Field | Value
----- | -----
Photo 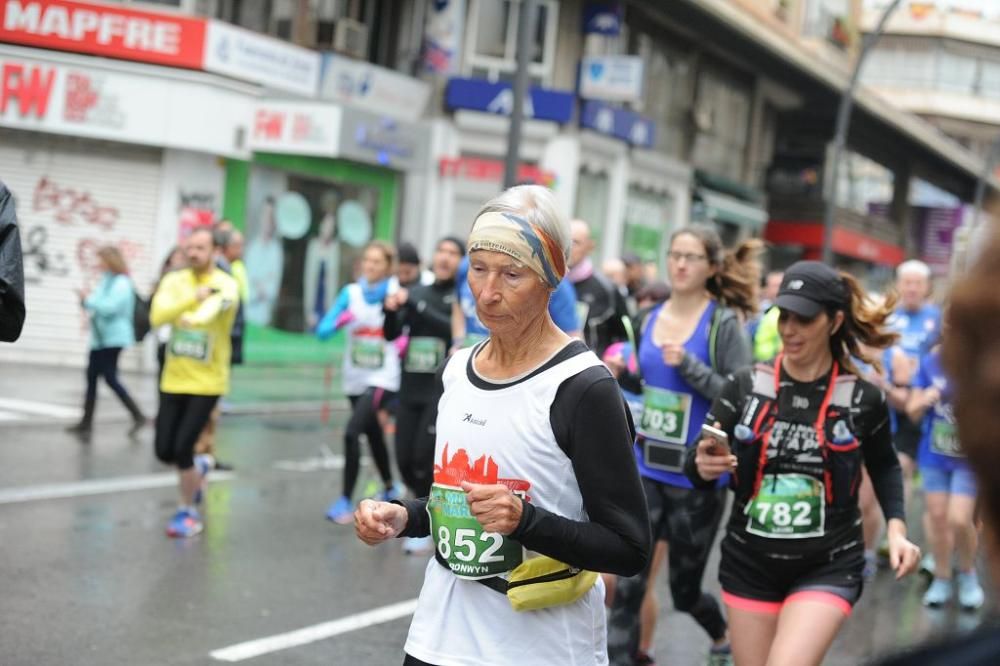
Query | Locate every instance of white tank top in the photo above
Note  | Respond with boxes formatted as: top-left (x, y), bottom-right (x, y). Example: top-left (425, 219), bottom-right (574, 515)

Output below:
top-left (405, 343), bottom-right (611, 666)
top-left (340, 283), bottom-right (401, 396)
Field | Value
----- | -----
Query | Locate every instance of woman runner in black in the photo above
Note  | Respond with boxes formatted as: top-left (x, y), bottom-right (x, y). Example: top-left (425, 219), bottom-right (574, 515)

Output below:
top-left (687, 261), bottom-right (921, 666)
top-left (383, 236), bottom-right (465, 553)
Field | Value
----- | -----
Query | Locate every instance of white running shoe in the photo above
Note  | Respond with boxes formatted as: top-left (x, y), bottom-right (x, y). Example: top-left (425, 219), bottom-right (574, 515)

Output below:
top-left (957, 570), bottom-right (985, 611)
top-left (923, 578), bottom-right (953, 608)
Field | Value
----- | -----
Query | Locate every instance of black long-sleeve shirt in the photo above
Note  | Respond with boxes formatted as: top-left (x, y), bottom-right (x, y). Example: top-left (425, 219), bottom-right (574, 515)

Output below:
top-left (383, 279), bottom-right (455, 401)
top-left (686, 366), bottom-right (905, 556)
top-left (397, 342), bottom-right (651, 577)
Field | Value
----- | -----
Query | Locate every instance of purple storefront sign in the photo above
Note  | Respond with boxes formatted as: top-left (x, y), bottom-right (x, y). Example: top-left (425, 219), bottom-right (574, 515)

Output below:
top-left (919, 206), bottom-right (964, 275)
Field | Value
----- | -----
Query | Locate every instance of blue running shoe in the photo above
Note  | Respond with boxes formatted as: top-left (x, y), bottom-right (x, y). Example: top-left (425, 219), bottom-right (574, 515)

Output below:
top-left (923, 578), bottom-right (953, 608)
top-left (192, 454), bottom-right (213, 506)
top-left (379, 483), bottom-right (403, 502)
top-left (166, 508), bottom-right (203, 538)
top-left (325, 496), bottom-right (354, 524)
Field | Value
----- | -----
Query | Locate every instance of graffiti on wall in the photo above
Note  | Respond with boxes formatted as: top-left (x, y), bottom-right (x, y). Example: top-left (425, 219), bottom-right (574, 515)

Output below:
top-left (21, 176), bottom-right (145, 290)
top-left (32, 177), bottom-right (120, 229)
top-left (22, 225), bottom-right (70, 284)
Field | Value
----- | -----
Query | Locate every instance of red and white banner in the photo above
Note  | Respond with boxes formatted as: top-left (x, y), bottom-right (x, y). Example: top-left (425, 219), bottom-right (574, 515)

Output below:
top-left (0, 53), bottom-right (250, 156)
top-left (0, 0), bottom-right (206, 69)
top-left (247, 101), bottom-right (340, 155)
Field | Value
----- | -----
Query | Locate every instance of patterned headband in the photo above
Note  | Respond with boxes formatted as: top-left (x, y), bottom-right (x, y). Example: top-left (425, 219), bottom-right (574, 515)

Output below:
top-left (467, 211), bottom-right (567, 288)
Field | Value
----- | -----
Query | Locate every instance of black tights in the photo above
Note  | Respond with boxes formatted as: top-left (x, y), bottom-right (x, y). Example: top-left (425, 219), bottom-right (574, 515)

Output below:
top-left (155, 393), bottom-right (218, 470)
top-left (394, 398), bottom-right (438, 498)
top-left (608, 480), bottom-right (727, 664)
top-left (342, 388), bottom-right (396, 499)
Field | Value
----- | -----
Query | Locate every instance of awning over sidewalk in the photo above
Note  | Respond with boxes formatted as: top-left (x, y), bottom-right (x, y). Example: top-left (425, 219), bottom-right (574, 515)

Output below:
top-left (765, 220), bottom-right (905, 266)
top-left (695, 188), bottom-right (769, 229)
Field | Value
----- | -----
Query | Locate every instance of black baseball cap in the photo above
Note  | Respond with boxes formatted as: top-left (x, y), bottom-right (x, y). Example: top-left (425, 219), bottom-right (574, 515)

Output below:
top-left (774, 261), bottom-right (848, 318)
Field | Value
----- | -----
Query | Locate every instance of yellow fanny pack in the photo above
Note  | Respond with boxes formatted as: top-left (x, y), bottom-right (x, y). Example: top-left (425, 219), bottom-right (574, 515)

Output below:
top-left (505, 556), bottom-right (599, 612)
top-left (436, 550), bottom-right (598, 612)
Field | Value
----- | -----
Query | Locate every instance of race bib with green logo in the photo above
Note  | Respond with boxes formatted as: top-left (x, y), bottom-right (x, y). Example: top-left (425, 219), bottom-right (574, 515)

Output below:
top-left (637, 386), bottom-right (692, 443)
top-left (405, 337), bottom-right (445, 374)
top-left (169, 329), bottom-right (210, 362)
top-left (350, 335), bottom-right (385, 370)
top-left (427, 483), bottom-right (523, 580)
top-left (745, 473), bottom-right (825, 539)
top-left (930, 419), bottom-right (962, 457)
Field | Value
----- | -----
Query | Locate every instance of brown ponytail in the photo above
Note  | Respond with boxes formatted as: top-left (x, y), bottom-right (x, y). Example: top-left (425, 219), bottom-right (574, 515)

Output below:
top-left (831, 272), bottom-right (899, 376)
top-left (670, 225), bottom-right (762, 319)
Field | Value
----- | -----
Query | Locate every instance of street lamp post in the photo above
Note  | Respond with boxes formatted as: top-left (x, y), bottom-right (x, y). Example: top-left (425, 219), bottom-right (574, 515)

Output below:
top-left (504, 0), bottom-right (537, 189)
top-left (822, 0), bottom-right (903, 264)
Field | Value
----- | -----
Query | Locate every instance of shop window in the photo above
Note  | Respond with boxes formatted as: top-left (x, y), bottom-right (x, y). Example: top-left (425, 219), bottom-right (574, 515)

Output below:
top-left (245, 166), bottom-right (383, 334)
top-left (691, 66), bottom-right (752, 183)
top-left (633, 31), bottom-right (695, 159)
top-left (979, 60), bottom-right (1000, 100)
top-left (937, 50), bottom-right (977, 95)
top-left (574, 170), bottom-right (610, 258)
top-left (623, 187), bottom-right (671, 270)
top-left (836, 152), bottom-right (893, 218)
top-left (465, 0), bottom-right (559, 85)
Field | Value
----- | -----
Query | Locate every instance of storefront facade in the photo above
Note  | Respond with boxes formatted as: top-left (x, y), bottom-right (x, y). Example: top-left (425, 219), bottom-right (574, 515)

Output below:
top-left (224, 100), bottom-right (429, 364)
top-left (0, 45), bottom-right (250, 368)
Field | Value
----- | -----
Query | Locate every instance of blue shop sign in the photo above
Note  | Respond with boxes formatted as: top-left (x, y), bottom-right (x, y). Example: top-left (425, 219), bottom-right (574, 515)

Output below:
top-left (580, 100), bottom-right (655, 148)
top-left (582, 2), bottom-right (623, 35)
top-left (445, 77), bottom-right (575, 124)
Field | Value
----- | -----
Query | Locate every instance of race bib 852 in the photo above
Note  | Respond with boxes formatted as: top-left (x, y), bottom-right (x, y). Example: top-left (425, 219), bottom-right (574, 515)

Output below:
top-left (427, 483), bottom-right (522, 579)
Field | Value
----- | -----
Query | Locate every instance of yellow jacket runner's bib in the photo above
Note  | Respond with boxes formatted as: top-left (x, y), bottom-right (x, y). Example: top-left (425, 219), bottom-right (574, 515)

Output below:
top-left (152, 267), bottom-right (239, 396)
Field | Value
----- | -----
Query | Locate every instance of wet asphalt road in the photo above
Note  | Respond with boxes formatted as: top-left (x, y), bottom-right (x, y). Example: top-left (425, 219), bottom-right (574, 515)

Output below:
top-left (0, 369), bottom-right (995, 666)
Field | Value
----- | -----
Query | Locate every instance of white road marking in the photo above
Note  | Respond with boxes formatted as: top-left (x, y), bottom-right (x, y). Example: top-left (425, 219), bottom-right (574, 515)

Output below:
top-left (209, 599), bottom-right (419, 662)
top-left (0, 471), bottom-right (236, 505)
top-left (0, 410), bottom-right (25, 422)
top-left (272, 454), bottom-right (345, 472)
top-left (272, 446), bottom-right (371, 473)
top-left (0, 397), bottom-right (81, 419)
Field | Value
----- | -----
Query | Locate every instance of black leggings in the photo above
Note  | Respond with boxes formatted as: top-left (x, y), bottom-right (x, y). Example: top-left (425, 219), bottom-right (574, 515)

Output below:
top-left (394, 398), bottom-right (438, 498)
top-left (155, 393), bottom-right (219, 470)
top-left (86, 347), bottom-right (136, 408)
top-left (343, 387), bottom-right (396, 499)
top-left (608, 479), bottom-right (727, 664)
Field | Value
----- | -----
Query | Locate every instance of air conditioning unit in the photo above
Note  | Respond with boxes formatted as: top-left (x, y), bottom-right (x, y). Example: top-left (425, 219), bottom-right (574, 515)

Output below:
top-left (334, 18), bottom-right (369, 59)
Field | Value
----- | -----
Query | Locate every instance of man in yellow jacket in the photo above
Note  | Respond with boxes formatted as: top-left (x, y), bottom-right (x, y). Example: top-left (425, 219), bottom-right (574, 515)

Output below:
top-left (151, 227), bottom-right (239, 538)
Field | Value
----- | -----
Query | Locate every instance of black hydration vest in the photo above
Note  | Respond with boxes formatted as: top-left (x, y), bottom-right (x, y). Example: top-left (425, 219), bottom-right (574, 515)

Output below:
top-left (730, 356), bottom-right (864, 512)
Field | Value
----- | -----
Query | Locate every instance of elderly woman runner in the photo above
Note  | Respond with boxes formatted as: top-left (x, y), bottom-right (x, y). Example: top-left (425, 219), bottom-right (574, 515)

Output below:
top-left (355, 185), bottom-right (651, 666)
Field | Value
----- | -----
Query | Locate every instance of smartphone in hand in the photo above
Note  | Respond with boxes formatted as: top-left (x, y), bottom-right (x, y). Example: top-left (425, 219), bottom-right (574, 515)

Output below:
top-left (701, 424), bottom-right (730, 456)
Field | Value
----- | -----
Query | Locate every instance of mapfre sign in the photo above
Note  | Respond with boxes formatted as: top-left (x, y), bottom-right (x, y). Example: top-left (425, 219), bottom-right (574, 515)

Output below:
top-left (0, 0), bottom-right (206, 68)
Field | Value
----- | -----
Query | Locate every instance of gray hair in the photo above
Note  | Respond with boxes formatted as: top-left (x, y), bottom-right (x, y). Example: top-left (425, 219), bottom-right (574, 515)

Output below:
top-left (473, 185), bottom-right (571, 266)
top-left (896, 259), bottom-right (931, 280)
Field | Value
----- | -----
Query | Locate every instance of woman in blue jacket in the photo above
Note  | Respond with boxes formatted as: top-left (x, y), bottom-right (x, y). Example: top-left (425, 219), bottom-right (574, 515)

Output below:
top-left (67, 246), bottom-right (146, 440)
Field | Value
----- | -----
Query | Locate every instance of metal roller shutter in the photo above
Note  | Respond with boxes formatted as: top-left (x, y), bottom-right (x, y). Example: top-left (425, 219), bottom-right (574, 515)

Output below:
top-left (0, 129), bottom-right (162, 370)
